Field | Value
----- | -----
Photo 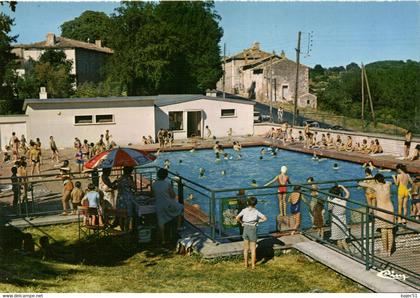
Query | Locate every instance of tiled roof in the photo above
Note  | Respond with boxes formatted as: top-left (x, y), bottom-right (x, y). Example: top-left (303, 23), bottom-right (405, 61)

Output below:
top-left (13, 36), bottom-right (113, 54)
top-left (225, 47), bottom-right (271, 62)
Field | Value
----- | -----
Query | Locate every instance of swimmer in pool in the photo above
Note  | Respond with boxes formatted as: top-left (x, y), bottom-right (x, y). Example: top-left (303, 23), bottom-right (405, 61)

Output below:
top-left (312, 153), bottom-right (319, 161)
top-left (164, 159), bottom-right (171, 169)
top-left (190, 147), bottom-right (196, 153)
top-left (251, 179), bottom-right (258, 187)
top-left (333, 163), bottom-right (340, 170)
top-left (259, 156), bottom-right (263, 160)
top-left (260, 148), bottom-right (266, 156)
top-left (179, 159), bottom-right (183, 164)
top-left (215, 152), bottom-right (221, 162)
top-left (362, 160), bottom-right (376, 172)
top-left (271, 151), bottom-right (277, 157)
top-left (199, 168), bottom-right (205, 177)
top-left (186, 193), bottom-right (194, 201)
top-left (223, 153), bottom-right (229, 160)
top-left (221, 170), bottom-right (226, 176)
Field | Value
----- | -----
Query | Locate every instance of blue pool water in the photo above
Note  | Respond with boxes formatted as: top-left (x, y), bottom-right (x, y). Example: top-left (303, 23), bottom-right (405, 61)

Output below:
top-left (151, 146), bottom-right (396, 235)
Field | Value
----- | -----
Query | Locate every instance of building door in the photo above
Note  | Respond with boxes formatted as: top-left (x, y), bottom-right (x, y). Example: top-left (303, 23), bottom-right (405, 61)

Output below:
top-left (187, 111), bottom-right (202, 138)
top-left (282, 85), bottom-right (289, 99)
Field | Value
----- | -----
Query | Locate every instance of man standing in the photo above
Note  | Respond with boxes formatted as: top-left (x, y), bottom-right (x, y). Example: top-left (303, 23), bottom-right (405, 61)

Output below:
top-left (9, 132), bottom-right (20, 162)
top-left (278, 107), bottom-right (284, 123)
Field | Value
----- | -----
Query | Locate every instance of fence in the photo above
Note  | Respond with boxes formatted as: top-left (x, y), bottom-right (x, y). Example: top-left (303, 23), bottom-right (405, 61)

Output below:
top-left (1, 167), bottom-right (419, 289)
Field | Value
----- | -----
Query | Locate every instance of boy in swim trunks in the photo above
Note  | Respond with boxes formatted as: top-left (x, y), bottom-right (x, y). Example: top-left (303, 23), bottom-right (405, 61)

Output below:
top-left (393, 164), bottom-right (413, 224)
top-left (235, 196), bottom-right (267, 269)
top-left (289, 186), bottom-right (302, 235)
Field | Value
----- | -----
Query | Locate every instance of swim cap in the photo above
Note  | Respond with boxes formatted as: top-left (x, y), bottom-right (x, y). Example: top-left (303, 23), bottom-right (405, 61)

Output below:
top-left (281, 166), bottom-right (287, 174)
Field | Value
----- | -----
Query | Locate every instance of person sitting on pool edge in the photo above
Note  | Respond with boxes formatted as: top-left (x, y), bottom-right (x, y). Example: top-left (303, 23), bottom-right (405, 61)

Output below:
top-left (235, 196), bottom-right (267, 269)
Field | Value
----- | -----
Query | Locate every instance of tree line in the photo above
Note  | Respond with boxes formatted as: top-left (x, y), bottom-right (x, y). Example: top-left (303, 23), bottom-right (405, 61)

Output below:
top-left (310, 60), bottom-right (420, 132)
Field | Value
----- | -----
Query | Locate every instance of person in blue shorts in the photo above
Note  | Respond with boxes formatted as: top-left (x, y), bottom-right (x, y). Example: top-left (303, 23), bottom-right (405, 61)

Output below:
top-left (289, 186), bottom-right (302, 235)
top-left (235, 196), bottom-right (267, 269)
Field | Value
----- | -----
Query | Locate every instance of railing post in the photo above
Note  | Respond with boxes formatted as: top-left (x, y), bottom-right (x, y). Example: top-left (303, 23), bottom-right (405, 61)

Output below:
top-left (365, 206), bottom-right (370, 270)
top-left (177, 177), bottom-right (184, 205)
top-left (211, 191), bottom-right (216, 240)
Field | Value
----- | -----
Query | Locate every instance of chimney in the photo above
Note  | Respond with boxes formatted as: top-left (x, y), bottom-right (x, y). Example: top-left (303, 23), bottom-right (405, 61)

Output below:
top-left (39, 87), bottom-right (47, 99)
top-left (46, 33), bottom-right (56, 46)
top-left (252, 42), bottom-right (260, 50)
top-left (206, 89), bottom-right (217, 97)
top-left (95, 40), bottom-right (102, 47)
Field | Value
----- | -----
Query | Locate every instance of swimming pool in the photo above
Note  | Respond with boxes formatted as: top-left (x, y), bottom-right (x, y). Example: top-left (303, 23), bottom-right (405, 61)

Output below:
top-left (152, 146), bottom-right (396, 235)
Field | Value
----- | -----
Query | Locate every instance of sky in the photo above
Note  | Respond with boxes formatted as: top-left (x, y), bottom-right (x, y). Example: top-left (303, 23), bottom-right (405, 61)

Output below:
top-left (2, 1), bottom-right (419, 67)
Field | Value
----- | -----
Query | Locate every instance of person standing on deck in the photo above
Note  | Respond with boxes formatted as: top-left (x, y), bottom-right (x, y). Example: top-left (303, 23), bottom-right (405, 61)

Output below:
top-left (9, 132), bottom-right (20, 162)
top-left (392, 164), bottom-right (413, 224)
top-left (205, 125), bottom-right (212, 139)
top-left (404, 130), bottom-right (412, 159)
top-left (359, 174), bottom-right (395, 256)
top-left (49, 136), bottom-right (59, 163)
top-left (278, 107), bottom-right (284, 123)
top-left (264, 165), bottom-right (290, 217)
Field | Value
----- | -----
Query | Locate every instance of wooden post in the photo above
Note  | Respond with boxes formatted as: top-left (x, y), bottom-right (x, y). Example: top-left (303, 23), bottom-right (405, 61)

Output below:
top-left (361, 63), bottom-right (365, 122)
top-left (293, 31), bottom-right (302, 127)
top-left (363, 66), bottom-right (376, 126)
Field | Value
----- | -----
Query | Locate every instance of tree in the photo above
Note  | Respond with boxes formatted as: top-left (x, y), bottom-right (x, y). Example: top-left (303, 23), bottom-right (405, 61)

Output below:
top-left (16, 50), bottom-right (75, 99)
top-left (106, 1), bottom-right (223, 95)
top-left (0, 2), bottom-right (17, 101)
top-left (61, 11), bottom-right (112, 46)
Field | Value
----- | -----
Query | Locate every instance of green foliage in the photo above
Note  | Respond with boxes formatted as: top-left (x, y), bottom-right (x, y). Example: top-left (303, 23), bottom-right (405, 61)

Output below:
top-left (106, 1), bottom-right (223, 95)
top-left (0, 5), bottom-right (17, 101)
top-left (73, 80), bottom-right (126, 98)
top-left (16, 50), bottom-right (75, 99)
top-left (60, 10), bottom-right (112, 46)
top-left (310, 60), bottom-right (420, 132)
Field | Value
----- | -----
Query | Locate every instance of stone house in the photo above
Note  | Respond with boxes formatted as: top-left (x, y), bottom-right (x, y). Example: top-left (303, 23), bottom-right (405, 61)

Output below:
top-left (12, 33), bottom-right (113, 85)
top-left (217, 42), bottom-right (317, 109)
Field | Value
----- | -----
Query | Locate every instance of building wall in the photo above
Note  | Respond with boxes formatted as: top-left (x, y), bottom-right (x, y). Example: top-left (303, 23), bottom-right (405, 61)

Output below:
top-left (157, 99), bottom-right (254, 139)
top-left (75, 48), bottom-right (109, 84)
top-left (19, 48), bottom-right (77, 75)
top-left (0, 116), bottom-right (28, 149)
top-left (25, 101), bottom-right (155, 148)
top-left (217, 59), bottom-right (247, 95)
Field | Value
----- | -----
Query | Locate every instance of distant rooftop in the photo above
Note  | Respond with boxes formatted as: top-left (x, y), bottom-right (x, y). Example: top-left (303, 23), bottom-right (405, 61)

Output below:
top-left (13, 33), bottom-right (113, 54)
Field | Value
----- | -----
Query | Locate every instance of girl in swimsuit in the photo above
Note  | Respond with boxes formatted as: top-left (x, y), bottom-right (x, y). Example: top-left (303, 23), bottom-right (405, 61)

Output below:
top-left (265, 165), bottom-right (290, 217)
top-left (289, 186), bottom-right (302, 235)
top-left (393, 164), bottom-right (413, 224)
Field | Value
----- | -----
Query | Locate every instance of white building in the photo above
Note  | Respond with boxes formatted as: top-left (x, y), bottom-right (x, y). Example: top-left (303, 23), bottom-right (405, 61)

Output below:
top-left (0, 95), bottom-right (255, 149)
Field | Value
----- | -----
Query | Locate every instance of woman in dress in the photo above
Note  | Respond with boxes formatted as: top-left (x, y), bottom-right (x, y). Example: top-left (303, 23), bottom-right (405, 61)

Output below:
top-left (152, 168), bottom-right (183, 245)
top-left (328, 185), bottom-right (350, 251)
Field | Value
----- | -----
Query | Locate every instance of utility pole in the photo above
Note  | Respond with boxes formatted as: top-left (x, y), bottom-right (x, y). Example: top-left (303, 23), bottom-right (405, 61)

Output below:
top-left (269, 55), bottom-right (273, 122)
top-left (363, 66), bottom-right (376, 126)
top-left (361, 62), bottom-right (365, 121)
top-left (223, 43), bottom-right (226, 99)
top-left (292, 31), bottom-right (302, 127)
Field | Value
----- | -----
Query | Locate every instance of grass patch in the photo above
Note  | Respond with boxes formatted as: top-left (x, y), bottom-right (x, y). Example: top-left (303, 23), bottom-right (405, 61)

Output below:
top-left (0, 223), bottom-right (369, 293)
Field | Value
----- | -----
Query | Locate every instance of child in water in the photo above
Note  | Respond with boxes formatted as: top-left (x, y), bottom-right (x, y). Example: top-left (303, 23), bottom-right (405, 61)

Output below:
top-left (333, 163), bottom-right (340, 170)
top-left (251, 180), bottom-right (258, 187)
top-left (199, 168), bottom-right (205, 178)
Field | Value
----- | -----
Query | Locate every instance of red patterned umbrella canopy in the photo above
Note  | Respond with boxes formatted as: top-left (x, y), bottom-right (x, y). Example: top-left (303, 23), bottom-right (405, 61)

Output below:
top-left (84, 147), bottom-right (156, 169)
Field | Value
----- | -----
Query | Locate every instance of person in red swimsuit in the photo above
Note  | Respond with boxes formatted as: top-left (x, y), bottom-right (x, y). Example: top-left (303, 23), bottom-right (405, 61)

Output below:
top-left (265, 165), bottom-right (290, 217)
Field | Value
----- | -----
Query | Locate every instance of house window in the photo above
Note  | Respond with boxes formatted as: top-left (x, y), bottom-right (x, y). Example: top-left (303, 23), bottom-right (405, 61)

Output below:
top-left (307, 100), bottom-right (310, 105)
top-left (253, 69), bottom-right (263, 74)
top-left (75, 115), bottom-right (93, 124)
top-left (169, 111), bottom-right (183, 130)
top-left (221, 109), bottom-right (236, 117)
top-left (96, 114), bottom-right (114, 123)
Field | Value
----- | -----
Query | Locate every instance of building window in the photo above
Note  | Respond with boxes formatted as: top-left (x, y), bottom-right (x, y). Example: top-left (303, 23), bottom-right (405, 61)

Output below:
top-left (253, 69), bottom-right (263, 74)
top-left (221, 109), bottom-right (236, 117)
top-left (75, 115), bottom-right (93, 124)
top-left (307, 100), bottom-right (310, 105)
top-left (96, 114), bottom-right (114, 123)
top-left (169, 111), bottom-right (183, 130)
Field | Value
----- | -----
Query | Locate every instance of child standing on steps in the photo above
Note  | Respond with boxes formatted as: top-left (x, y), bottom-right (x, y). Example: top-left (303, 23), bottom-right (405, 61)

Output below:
top-left (235, 196), bottom-right (267, 269)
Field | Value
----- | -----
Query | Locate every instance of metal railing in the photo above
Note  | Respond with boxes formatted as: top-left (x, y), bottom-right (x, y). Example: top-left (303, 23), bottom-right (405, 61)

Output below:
top-left (1, 167), bottom-right (419, 288)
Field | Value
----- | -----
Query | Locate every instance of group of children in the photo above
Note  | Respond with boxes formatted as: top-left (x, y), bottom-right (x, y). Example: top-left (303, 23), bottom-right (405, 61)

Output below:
top-left (156, 129), bottom-right (174, 149)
